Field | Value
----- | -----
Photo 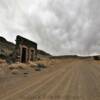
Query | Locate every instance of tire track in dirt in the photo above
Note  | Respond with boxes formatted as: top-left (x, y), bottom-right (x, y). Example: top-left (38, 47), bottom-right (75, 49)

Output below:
top-left (1, 61), bottom-right (74, 100)
top-left (75, 61), bottom-right (89, 100)
top-left (42, 62), bottom-right (76, 100)
top-left (82, 64), bottom-right (98, 100)
top-left (61, 62), bottom-right (80, 100)
top-left (1, 59), bottom-right (100, 100)
top-left (17, 61), bottom-right (75, 100)
top-left (84, 61), bottom-right (100, 100)
top-left (31, 64), bottom-right (73, 100)
top-left (76, 60), bottom-right (100, 100)
top-left (33, 62), bottom-right (79, 100)
top-left (0, 59), bottom-right (73, 96)
top-left (0, 63), bottom-right (65, 100)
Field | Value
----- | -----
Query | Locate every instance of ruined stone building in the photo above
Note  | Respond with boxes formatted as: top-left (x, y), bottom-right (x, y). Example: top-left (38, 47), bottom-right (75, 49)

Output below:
top-left (0, 35), bottom-right (51, 63)
top-left (15, 35), bottom-right (37, 63)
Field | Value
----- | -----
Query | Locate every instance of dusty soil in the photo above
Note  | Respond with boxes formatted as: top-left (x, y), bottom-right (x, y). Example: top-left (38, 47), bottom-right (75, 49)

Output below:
top-left (0, 58), bottom-right (100, 100)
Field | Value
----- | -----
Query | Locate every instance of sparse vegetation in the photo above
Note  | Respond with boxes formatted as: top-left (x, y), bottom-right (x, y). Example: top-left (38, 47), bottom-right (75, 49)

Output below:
top-left (11, 69), bottom-right (19, 75)
top-left (8, 63), bottom-right (27, 70)
top-left (0, 54), bottom-right (6, 59)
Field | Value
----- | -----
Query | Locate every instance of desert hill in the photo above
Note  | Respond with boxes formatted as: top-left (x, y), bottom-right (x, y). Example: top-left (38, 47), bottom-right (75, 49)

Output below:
top-left (0, 37), bottom-right (15, 59)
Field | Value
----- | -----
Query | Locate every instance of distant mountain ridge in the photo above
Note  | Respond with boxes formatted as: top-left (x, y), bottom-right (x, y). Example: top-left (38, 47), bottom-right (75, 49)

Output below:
top-left (37, 49), bottom-right (51, 56)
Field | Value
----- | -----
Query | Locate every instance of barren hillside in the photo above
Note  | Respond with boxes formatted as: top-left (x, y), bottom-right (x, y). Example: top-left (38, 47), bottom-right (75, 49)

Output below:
top-left (0, 37), bottom-right (15, 57)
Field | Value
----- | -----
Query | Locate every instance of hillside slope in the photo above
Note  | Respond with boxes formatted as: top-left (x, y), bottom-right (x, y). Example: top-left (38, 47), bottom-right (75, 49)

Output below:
top-left (0, 37), bottom-right (15, 58)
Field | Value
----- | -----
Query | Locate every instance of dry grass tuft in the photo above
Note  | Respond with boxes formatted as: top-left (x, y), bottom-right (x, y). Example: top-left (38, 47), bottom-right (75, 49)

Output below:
top-left (29, 62), bottom-right (38, 68)
top-left (9, 63), bottom-right (28, 70)
top-left (11, 69), bottom-right (19, 75)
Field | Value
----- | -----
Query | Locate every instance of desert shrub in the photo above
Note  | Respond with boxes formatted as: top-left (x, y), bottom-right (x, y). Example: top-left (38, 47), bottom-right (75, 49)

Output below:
top-left (24, 72), bottom-right (28, 75)
top-left (18, 65), bottom-right (25, 70)
top-left (9, 66), bottom-right (15, 70)
top-left (9, 63), bottom-right (27, 70)
top-left (11, 69), bottom-right (19, 75)
top-left (37, 63), bottom-right (46, 68)
top-left (93, 56), bottom-right (100, 60)
top-left (34, 63), bottom-right (47, 71)
top-left (30, 63), bottom-right (38, 68)
top-left (0, 54), bottom-right (6, 59)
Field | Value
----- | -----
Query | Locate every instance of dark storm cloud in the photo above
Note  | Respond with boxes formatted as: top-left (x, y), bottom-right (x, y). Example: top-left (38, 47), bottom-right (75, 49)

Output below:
top-left (0, 0), bottom-right (100, 55)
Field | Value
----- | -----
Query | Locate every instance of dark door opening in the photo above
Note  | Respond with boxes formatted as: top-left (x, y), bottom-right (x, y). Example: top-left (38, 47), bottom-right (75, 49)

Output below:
top-left (30, 50), bottom-right (34, 61)
top-left (21, 47), bottom-right (27, 63)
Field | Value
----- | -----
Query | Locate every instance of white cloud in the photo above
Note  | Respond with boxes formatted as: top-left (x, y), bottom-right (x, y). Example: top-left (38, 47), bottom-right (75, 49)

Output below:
top-left (0, 0), bottom-right (100, 55)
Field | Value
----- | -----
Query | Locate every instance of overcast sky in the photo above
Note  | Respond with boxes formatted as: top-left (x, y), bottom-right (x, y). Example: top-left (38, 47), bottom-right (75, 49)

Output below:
top-left (0, 0), bottom-right (100, 56)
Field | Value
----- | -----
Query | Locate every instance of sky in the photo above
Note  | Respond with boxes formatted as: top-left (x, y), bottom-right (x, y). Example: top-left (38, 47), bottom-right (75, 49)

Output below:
top-left (0, 0), bottom-right (100, 56)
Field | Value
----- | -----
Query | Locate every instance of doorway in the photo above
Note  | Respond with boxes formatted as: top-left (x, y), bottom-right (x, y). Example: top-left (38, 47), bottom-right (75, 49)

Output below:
top-left (30, 49), bottom-right (34, 61)
top-left (21, 47), bottom-right (27, 63)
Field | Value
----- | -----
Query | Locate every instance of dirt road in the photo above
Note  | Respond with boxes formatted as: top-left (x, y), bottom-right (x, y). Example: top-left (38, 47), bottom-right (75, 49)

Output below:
top-left (0, 59), bottom-right (100, 100)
